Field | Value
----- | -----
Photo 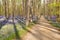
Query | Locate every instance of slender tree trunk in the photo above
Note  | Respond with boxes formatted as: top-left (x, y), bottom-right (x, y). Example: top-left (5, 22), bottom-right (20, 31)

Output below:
top-left (25, 0), bottom-right (31, 26)
top-left (2, 0), bottom-right (7, 19)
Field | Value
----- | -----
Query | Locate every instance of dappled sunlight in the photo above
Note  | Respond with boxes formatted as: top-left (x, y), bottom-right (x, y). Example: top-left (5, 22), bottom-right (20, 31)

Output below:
top-left (0, 0), bottom-right (60, 40)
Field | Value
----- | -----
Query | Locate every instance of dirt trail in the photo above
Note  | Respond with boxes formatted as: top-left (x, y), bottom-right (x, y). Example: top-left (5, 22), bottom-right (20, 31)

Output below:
top-left (22, 16), bottom-right (60, 40)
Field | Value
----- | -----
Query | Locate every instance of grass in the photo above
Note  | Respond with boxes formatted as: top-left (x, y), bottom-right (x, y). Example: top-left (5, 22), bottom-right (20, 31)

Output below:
top-left (4, 28), bottom-right (27, 40)
top-left (0, 22), bottom-right (35, 40)
top-left (0, 24), bottom-right (14, 40)
top-left (45, 17), bottom-right (60, 28)
top-left (49, 21), bottom-right (60, 28)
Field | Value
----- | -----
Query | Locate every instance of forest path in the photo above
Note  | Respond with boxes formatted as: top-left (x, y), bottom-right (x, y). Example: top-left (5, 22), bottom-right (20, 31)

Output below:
top-left (22, 16), bottom-right (60, 40)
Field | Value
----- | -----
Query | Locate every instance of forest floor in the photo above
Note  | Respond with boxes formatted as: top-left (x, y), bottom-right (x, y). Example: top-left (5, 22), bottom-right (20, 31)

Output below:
top-left (22, 16), bottom-right (60, 40)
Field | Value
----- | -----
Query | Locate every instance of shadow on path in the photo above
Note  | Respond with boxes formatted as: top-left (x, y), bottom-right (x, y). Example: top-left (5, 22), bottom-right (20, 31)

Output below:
top-left (34, 27), bottom-right (59, 40)
top-left (13, 23), bottom-right (21, 40)
top-left (38, 23), bottom-right (60, 34)
top-left (18, 21), bottom-right (43, 40)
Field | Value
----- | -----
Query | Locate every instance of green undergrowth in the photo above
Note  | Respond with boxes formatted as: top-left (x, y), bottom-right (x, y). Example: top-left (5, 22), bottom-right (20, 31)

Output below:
top-left (49, 21), bottom-right (60, 28)
top-left (0, 22), bottom-right (35, 40)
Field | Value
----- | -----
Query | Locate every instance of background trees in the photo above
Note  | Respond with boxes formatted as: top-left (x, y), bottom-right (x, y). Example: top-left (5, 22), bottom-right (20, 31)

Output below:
top-left (0, 0), bottom-right (60, 24)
